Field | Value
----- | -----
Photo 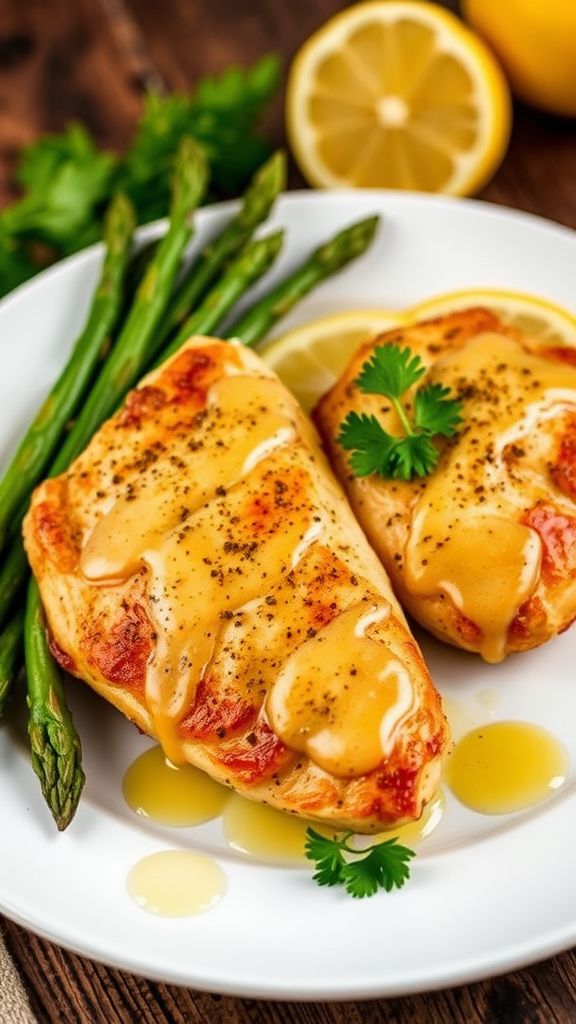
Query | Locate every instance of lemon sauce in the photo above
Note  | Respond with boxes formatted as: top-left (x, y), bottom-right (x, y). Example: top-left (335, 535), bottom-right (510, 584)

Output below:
top-left (127, 850), bottom-right (225, 917)
top-left (446, 721), bottom-right (568, 815)
top-left (123, 745), bottom-right (229, 827)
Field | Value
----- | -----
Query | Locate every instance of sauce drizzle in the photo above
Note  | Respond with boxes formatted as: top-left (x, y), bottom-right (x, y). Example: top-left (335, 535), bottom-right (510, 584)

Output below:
top-left (446, 720), bottom-right (568, 814)
top-left (127, 850), bottom-right (225, 916)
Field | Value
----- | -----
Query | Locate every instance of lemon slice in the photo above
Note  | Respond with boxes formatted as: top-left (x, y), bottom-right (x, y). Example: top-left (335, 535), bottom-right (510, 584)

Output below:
top-left (261, 291), bottom-right (576, 412)
top-left (286, 1), bottom-right (511, 196)
top-left (260, 309), bottom-right (407, 410)
top-left (410, 289), bottom-right (576, 348)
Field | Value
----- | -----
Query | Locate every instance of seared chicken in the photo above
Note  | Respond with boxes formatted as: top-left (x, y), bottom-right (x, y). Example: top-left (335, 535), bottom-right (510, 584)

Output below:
top-left (315, 309), bottom-right (576, 662)
top-left (24, 337), bottom-right (449, 832)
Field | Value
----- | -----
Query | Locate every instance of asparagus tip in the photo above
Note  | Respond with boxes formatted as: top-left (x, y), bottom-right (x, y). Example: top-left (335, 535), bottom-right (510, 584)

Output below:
top-left (29, 714), bottom-right (85, 830)
top-left (239, 150), bottom-right (287, 228)
top-left (172, 136), bottom-right (210, 214)
top-left (317, 214), bottom-right (381, 271)
top-left (260, 149), bottom-right (287, 190)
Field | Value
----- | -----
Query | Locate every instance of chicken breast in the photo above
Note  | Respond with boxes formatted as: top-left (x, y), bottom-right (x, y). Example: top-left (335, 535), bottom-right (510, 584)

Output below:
top-left (24, 337), bottom-right (449, 832)
top-left (315, 309), bottom-right (576, 663)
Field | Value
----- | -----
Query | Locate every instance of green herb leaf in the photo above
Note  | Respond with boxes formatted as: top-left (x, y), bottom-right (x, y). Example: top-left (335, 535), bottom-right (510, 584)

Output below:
top-left (341, 839), bottom-right (415, 899)
top-left (0, 56), bottom-right (281, 297)
top-left (338, 342), bottom-right (462, 481)
top-left (413, 382), bottom-right (463, 437)
top-left (356, 342), bottom-right (426, 399)
top-left (388, 434), bottom-right (439, 480)
top-left (338, 412), bottom-right (398, 477)
top-left (305, 828), bottom-right (415, 898)
top-left (304, 828), bottom-right (347, 887)
top-left (5, 123), bottom-right (116, 248)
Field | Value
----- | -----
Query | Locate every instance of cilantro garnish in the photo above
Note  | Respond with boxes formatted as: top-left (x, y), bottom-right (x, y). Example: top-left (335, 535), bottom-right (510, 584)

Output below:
top-left (304, 827), bottom-right (415, 899)
top-left (338, 343), bottom-right (462, 481)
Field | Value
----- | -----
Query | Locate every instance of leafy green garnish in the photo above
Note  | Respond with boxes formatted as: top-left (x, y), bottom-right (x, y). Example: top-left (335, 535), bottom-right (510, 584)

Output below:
top-left (338, 342), bottom-right (462, 481)
top-left (0, 55), bottom-right (281, 298)
top-left (305, 827), bottom-right (415, 899)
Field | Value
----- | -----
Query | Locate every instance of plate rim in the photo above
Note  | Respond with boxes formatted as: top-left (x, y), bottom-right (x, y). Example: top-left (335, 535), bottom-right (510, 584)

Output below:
top-left (1, 188), bottom-right (575, 999)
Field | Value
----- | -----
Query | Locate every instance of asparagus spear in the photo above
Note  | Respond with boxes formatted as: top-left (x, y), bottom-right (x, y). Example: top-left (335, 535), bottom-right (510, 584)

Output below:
top-left (54, 137), bottom-right (208, 472)
top-left (154, 151), bottom-right (286, 349)
top-left (122, 237), bottom-right (159, 310)
top-left (0, 609), bottom-right (24, 716)
top-left (0, 194), bottom-right (136, 555)
top-left (20, 137), bottom-right (208, 830)
top-left (159, 229), bottom-right (284, 361)
top-left (226, 216), bottom-right (380, 348)
top-left (24, 581), bottom-right (84, 830)
top-left (0, 531), bottom-right (28, 632)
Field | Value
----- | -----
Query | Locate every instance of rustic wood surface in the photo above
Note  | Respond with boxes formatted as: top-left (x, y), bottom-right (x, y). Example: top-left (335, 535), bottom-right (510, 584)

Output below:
top-left (1, 0), bottom-right (576, 1021)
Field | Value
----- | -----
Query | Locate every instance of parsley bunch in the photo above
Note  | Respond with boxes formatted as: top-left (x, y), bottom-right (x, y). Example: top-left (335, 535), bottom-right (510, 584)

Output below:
top-left (305, 827), bottom-right (415, 898)
top-left (0, 55), bottom-right (280, 298)
top-left (338, 343), bottom-right (462, 481)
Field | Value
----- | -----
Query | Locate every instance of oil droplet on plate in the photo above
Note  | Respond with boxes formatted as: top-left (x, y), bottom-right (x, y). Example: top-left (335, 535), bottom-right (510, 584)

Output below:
top-left (446, 721), bottom-right (569, 814)
top-left (223, 794), bottom-right (332, 862)
top-left (370, 789), bottom-right (445, 846)
top-left (123, 745), bottom-right (229, 826)
top-left (127, 850), bottom-right (225, 916)
top-left (474, 688), bottom-right (500, 714)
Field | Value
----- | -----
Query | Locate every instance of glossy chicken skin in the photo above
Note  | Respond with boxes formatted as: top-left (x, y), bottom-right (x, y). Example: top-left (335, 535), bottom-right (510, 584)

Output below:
top-left (24, 337), bottom-right (449, 832)
top-left (315, 309), bottom-right (576, 663)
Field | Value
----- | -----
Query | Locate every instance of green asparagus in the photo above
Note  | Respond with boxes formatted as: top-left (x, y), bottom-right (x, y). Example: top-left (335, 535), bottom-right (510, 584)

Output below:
top-left (121, 237), bottom-right (160, 313)
top-left (226, 216), bottom-right (380, 348)
top-left (54, 137), bottom-right (208, 472)
top-left (0, 193), bottom-right (136, 555)
top-left (0, 610), bottom-right (24, 716)
top-left (19, 137), bottom-right (208, 830)
top-left (0, 531), bottom-right (28, 632)
top-left (160, 230), bottom-right (284, 361)
top-left (24, 581), bottom-right (85, 830)
top-left (154, 151), bottom-right (286, 350)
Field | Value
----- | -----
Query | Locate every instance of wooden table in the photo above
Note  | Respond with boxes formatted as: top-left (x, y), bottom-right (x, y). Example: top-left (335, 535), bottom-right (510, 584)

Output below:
top-left (1, 1), bottom-right (576, 1021)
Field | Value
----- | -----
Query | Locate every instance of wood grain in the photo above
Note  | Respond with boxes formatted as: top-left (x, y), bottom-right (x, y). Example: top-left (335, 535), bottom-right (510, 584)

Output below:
top-left (3, 916), bottom-right (576, 1024)
top-left (0, 0), bottom-right (575, 1021)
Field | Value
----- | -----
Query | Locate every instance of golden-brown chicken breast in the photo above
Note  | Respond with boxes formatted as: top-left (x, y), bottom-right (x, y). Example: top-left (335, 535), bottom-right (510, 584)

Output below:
top-left (24, 337), bottom-right (449, 832)
top-left (315, 309), bottom-right (576, 663)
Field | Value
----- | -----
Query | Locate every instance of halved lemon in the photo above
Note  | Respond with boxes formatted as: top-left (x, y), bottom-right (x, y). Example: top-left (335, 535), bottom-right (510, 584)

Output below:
top-left (410, 289), bottom-right (576, 348)
top-left (286, 1), bottom-right (511, 196)
top-left (260, 309), bottom-right (407, 410)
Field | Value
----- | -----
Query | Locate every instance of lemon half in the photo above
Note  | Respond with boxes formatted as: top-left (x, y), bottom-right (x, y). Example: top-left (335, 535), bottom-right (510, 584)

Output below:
top-left (287, 1), bottom-right (511, 196)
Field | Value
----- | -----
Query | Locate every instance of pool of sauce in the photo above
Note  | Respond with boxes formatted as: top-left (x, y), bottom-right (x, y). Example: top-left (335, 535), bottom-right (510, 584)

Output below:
top-left (127, 850), bottom-right (225, 916)
top-left (123, 745), bottom-right (228, 826)
top-left (446, 720), bottom-right (568, 814)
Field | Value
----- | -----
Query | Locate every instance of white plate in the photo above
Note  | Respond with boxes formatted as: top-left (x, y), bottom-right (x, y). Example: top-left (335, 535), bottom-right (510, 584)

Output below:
top-left (1, 191), bottom-right (575, 1000)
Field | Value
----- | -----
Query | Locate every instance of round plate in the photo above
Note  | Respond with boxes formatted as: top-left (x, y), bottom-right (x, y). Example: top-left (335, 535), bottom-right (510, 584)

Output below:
top-left (1, 191), bottom-right (575, 999)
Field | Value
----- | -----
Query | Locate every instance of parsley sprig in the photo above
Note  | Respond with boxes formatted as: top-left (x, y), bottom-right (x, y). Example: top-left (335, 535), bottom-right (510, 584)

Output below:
top-left (338, 343), bottom-right (462, 481)
top-left (0, 56), bottom-right (280, 297)
top-left (305, 827), bottom-right (415, 899)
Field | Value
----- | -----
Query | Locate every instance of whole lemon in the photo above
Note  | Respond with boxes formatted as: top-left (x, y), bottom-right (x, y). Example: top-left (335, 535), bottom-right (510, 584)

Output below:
top-left (462, 0), bottom-right (576, 117)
